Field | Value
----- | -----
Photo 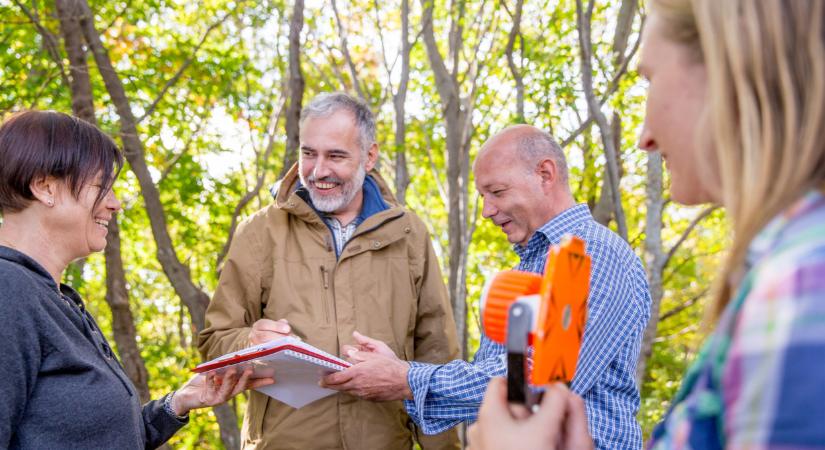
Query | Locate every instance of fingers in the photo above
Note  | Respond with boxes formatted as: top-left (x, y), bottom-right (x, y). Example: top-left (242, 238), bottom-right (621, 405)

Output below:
top-left (216, 367), bottom-right (239, 400)
top-left (352, 331), bottom-right (397, 358)
top-left (254, 318), bottom-right (291, 334)
top-left (532, 383), bottom-right (570, 427)
top-left (341, 344), bottom-right (359, 355)
top-left (562, 390), bottom-right (593, 450)
top-left (247, 377), bottom-right (276, 389)
top-left (508, 402), bottom-right (532, 420)
top-left (249, 318), bottom-right (292, 345)
top-left (467, 422), bottom-right (481, 450)
top-left (352, 330), bottom-right (378, 346)
top-left (320, 368), bottom-right (356, 387)
top-left (229, 368), bottom-right (254, 397)
top-left (344, 348), bottom-right (368, 363)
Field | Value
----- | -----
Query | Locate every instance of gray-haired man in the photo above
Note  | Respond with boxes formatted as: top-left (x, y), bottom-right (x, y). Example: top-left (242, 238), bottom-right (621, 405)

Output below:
top-left (199, 92), bottom-right (460, 449)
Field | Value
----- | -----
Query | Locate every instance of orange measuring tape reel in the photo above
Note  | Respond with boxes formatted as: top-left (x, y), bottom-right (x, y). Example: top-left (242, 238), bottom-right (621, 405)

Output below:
top-left (481, 235), bottom-right (591, 385)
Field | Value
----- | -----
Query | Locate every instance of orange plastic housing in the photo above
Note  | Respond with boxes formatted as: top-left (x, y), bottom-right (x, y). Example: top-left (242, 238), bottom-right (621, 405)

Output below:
top-left (531, 236), bottom-right (590, 385)
top-left (480, 236), bottom-right (591, 385)
top-left (481, 270), bottom-right (542, 344)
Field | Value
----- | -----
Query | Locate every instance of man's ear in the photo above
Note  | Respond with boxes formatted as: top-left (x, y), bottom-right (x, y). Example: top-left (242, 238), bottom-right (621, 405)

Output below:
top-left (29, 175), bottom-right (61, 207)
top-left (364, 142), bottom-right (379, 172)
top-left (535, 158), bottom-right (558, 192)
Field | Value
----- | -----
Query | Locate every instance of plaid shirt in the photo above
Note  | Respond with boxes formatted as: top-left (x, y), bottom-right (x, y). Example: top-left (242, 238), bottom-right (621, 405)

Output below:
top-left (321, 216), bottom-right (357, 256)
top-left (406, 204), bottom-right (651, 449)
top-left (649, 190), bottom-right (825, 449)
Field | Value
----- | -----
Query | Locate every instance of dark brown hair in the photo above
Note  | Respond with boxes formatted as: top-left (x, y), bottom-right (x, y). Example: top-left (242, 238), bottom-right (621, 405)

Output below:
top-left (0, 110), bottom-right (123, 214)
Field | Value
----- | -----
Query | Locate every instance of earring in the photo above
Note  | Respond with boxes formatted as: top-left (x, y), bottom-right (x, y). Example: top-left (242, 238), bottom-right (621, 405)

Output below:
top-left (47, 199), bottom-right (54, 207)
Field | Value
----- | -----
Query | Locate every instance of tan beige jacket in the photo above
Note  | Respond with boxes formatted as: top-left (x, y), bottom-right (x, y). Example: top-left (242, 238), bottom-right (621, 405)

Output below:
top-left (199, 165), bottom-right (459, 449)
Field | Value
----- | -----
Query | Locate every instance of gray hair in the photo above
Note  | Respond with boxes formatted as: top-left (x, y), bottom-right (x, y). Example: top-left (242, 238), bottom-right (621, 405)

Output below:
top-left (300, 92), bottom-right (376, 155)
top-left (517, 130), bottom-right (569, 184)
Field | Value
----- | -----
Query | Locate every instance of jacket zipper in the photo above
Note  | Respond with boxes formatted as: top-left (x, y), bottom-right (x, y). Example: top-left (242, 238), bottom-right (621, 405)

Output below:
top-left (319, 264), bottom-right (331, 323)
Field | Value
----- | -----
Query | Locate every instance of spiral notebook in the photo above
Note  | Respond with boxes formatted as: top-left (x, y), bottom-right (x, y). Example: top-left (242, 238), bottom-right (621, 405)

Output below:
top-left (194, 336), bottom-right (351, 408)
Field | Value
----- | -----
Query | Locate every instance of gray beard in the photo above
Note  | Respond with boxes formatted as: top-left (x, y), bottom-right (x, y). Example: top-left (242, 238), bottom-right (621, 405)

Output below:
top-left (303, 163), bottom-right (367, 213)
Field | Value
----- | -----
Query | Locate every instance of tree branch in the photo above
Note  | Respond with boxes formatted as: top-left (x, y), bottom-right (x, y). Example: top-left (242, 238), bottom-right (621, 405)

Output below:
top-left (659, 288), bottom-right (708, 322)
top-left (664, 205), bottom-right (718, 268)
top-left (136, 10), bottom-right (235, 124)
top-left (330, 0), bottom-right (367, 101)
top-left (13, 0), bottom-right (70, 87)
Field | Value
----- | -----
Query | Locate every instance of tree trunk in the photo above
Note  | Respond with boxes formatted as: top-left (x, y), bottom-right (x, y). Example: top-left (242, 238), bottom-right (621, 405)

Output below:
top-left (55, 0), bottom-right (153, 404)
top-left (104, 218), bottom-right (153, 402)
top-left (504, 0), bottom-right (525, 123)
top-left (421, 0), bottom-right (472, 358)
top-left (393, 0), bottom-right (411, 204)
top-left (576, 0), bottom-right (635, 240)
top-left (636, 152), bottom-right (665, 385)
top-left (70, 0), bottom-right (239, 446)
top-left (280, 0), bottom-right (305, 178)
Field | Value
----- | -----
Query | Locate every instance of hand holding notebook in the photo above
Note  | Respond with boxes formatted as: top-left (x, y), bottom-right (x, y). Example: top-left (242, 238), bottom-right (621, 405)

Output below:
top-left (194, 336), bottom-right (351, 408)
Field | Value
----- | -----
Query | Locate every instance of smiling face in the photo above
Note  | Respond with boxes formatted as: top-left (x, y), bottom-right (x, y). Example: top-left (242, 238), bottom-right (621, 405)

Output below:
top-left (638, 13), bottom-right (717, 205)
top-left (52, 173), bottom-right (121, 259)
top-left (298, 109), bottom-right (377, 218)
top-left (474, 135), bottom-right (554, 247)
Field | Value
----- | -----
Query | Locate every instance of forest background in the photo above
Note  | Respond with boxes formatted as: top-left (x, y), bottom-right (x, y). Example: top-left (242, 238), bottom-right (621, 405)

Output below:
top-left (0, 0), bottom-right (727, 447)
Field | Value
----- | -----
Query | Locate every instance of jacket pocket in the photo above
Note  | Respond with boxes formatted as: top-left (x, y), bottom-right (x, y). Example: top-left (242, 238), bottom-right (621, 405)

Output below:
top-left (319, 264), bottom-right (331, 324)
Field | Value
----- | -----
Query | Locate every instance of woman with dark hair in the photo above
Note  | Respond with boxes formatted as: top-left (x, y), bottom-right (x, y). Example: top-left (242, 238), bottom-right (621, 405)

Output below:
top-left (0, 110), bottom-right (273, 449)
top-left (467, 0), bottom-right (825, 449)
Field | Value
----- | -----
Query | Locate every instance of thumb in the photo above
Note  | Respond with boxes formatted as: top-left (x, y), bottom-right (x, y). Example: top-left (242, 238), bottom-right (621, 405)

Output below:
top-left (477, 378), bottom-right (511, 422)
top-left (530, 384), bottom-right (572, 438)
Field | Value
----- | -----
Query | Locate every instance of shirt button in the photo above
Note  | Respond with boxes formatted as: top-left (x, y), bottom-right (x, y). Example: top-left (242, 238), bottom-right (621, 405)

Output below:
top-left (372, 241), bottom-right (381, 249)
top-left (404, 227), bottom-right (411, 233)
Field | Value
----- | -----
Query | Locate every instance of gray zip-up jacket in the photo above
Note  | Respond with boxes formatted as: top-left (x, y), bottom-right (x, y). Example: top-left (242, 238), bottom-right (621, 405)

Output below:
top-left (0, 246), bottom-right (186, 449)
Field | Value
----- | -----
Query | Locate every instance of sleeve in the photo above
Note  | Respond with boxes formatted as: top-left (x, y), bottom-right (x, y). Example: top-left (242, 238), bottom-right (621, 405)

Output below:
top-left (404, 336), bottom-right (507, 435)
top-left (723, 251), bottom-right (825, 448)
top-left (140, 394), bottom-right (187, 450)
top-left (0, 278), bottom-right (41, 447)
top-left (569, 241), bottom-right (650, 396)
top-left (197, 215), bottom-right (268, 360)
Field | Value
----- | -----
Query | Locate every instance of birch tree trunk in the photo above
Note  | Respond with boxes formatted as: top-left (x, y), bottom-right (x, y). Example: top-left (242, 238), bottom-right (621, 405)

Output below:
top-left (637, 152), bottom-right (665, 385)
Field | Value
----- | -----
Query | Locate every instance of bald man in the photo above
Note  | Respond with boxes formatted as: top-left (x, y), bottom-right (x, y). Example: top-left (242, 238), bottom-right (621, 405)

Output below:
top-left (322, 126), bottom-right (651, 449)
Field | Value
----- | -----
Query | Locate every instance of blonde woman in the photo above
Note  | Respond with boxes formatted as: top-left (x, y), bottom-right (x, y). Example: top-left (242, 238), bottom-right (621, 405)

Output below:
top-left (468, 0), bottom-right (825, 448)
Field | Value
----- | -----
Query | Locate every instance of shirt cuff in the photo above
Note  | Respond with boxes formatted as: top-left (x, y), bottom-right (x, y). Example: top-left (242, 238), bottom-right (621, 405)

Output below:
top-left (404, 361), bottom-right (439, 428)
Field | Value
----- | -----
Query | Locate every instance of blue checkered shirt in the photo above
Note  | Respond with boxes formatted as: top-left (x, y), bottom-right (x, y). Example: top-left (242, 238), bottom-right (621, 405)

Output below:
top-left (405, 204), bottom-right (651, 449)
